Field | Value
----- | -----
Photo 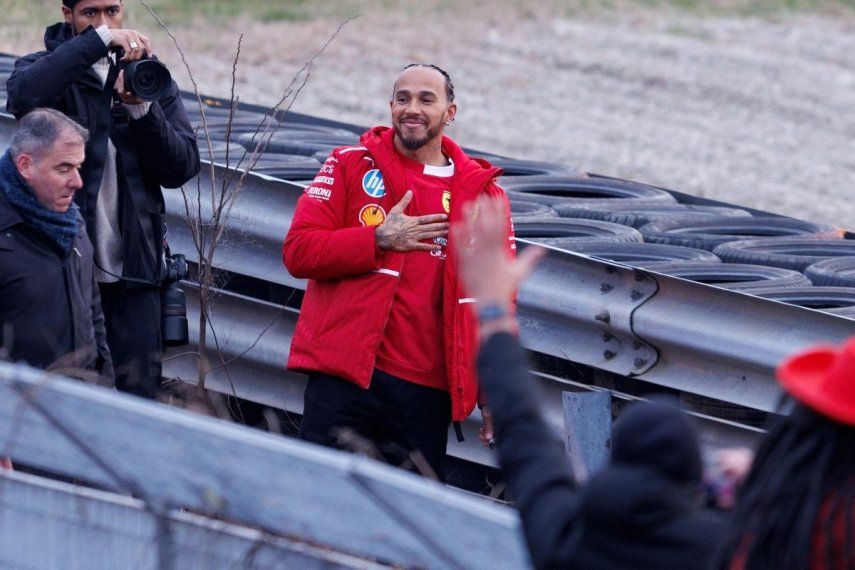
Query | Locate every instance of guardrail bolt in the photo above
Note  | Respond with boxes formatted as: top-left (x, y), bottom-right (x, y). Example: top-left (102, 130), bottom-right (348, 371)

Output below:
top-left (595, 312), bottom-right (611, 324)
top-left (602, 333), bottom-right (614, 342)
top-left (630, 290), bottom-right (644, 301)
top-left (634, 357), bottom-right (648, 369)
top-left (603, 350), bottom-right (617, 361)
top-left (600, 283), bottom-right (614, 294)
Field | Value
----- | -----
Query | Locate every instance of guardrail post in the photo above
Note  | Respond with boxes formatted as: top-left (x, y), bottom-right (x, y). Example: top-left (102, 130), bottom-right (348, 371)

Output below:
top-left (563, 391), bottom-right (612, 483)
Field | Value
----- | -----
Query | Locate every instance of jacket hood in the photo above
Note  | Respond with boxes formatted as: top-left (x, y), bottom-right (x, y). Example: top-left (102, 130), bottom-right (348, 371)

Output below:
top-left (611, 399), bottom-right (703, 484)
top-left (0, 152), bottom-right (28, 231)
top-left (359, 126), bottom-right (502, 192)
top-left (44, 22), bottom-right (74, 51)
top-left (581, 465), bottom-right (696, 534)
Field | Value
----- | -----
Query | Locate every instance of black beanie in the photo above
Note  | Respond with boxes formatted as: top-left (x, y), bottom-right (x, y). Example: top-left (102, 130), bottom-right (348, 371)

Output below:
top-left (63, 0), bottom-right (83, 8)
top-left (610, 399), bottom-right (703, 484)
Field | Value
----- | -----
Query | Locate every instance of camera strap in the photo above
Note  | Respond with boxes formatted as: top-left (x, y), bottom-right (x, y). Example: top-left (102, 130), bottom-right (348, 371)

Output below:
top-left (109, 92), bottom-right (159, 285)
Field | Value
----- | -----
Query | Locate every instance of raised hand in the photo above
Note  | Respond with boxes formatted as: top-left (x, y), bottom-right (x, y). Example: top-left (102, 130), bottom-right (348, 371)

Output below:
top-left (375, 190), bottom-right (449, 252)
top-left (109, 29), bottom-right (153, 62)
top-left (452, 195), bottom-right (544, 307)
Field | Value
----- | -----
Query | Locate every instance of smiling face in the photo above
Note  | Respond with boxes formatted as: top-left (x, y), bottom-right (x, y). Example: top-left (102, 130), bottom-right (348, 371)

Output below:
top-left (15, 132), bottom-right (86, 213)
top-left (390, 66), bottom-right (457, 152)
top-left (63, 0), bottom-right (123, 35)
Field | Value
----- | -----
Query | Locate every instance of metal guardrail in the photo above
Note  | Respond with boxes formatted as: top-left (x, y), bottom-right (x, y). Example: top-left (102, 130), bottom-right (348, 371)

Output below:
top-left (165, 281), bottom-right (766, 469)
top-left (516, 240), bottom-right (855, 412)
top-left (0, 470), bottom-right (386, 569)
top-left (161, 168), bottom-right (855, 414)
top-left (0, 362), bottom-right (531, 569)
top-left (2, 107), bottom-right (854, 464)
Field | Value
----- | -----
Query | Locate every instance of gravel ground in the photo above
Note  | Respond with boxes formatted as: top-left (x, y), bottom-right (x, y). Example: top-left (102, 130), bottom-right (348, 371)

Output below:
top-left (2, 4), bottom-right (853, 227)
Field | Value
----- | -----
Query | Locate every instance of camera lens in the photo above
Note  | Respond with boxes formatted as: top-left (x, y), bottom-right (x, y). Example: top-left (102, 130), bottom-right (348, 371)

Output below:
top-left (161, 283), bottom-right (189, 347)
top-left (125, 59), bottom-right (172, 102)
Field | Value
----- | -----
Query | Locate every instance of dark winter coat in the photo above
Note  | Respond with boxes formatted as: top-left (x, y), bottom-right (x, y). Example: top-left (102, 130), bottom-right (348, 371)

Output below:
top-left (6, 22), bottom-right (200, 285)
top-left (478, 332), bottom-right (724, 570)
top-left (0, 187), bottom-right (112, 378)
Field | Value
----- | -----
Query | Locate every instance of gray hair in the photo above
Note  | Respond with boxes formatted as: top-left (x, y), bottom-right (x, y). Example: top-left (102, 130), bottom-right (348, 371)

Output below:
top-left (9, 108), bottom-right (89, 161)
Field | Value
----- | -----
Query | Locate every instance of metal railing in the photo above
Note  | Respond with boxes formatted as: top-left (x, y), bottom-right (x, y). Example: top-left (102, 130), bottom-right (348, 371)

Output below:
top-left (0, 362), bottom-right (530, 569)
top-left (1, 469), bottom-right (387, 569)
top-left (2, 108), bottom-right (854, 467)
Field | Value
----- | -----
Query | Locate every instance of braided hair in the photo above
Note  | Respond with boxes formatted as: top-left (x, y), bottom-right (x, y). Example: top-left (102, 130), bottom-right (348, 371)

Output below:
top-left (400, 63), bottom-right (455, 103)
top-left (715, 403), bottom-right (855, 569)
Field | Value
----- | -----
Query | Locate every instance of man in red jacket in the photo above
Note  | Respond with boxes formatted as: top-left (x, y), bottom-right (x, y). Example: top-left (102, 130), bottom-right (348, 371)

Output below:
top-left (283, 63), bottom-right (513, 479)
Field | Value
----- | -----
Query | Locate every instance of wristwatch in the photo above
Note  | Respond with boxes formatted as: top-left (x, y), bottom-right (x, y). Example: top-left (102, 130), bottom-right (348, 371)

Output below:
top-left (477, 302), bottom-right (508, 323)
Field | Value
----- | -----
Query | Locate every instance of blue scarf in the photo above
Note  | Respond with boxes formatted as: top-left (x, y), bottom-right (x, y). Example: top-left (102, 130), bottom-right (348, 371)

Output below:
top-left (0, 150), bottom-right (79, 256)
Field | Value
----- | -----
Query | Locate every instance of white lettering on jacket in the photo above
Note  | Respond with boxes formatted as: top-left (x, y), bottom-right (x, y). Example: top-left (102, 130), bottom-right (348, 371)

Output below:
top-left (305, 186), bottom-right (332, 201)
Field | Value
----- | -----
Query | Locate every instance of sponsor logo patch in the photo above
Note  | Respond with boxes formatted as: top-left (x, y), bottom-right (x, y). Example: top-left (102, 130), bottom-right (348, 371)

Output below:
top-left (313, 175), bottom-right (335, 186)
top-left (320, 163), bottom-right (335, 175)
top-left (362, 169), bottom-right (386, 198)
top-left (430, 236), bottom-right (448, 260)
top-left (305, 186), bottom-right (332, 201)
top-left (359, 204), bottom-right (387, 227)
top-left (442, 190), bottom-right (451, 214)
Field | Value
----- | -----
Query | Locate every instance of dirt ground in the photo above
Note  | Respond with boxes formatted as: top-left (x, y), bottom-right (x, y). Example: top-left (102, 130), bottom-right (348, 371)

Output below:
top-left (2, 3), bottom-right (853, 227)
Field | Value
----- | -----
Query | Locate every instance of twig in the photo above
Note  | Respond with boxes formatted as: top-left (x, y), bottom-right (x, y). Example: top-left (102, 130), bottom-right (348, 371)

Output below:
top-left (205, 307), bottom-right (284, 375)
top-left (230, 15), bottom-right (357, 176)
top-left (161, 351), bottom-right (198, 364)
top-left (136, 0), bottom-right (355, 429)
top-left (219, 34), bottom-right (243, 208)
top-left (349, 468), bottom-right (466, 570)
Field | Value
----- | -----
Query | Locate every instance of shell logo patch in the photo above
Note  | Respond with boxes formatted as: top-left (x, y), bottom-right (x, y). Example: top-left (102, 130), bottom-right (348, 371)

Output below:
top-left (442, 190), bottom-right (451, 214)
top-left (361, 169), bottom-right (386, 198)
top-left (359, 204), bottom-right (387, 227)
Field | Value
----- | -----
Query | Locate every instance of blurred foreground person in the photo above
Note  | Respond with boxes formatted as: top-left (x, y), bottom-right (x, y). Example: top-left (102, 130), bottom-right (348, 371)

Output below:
top-left (0, 108), bottom-right (112, 380)
top-left (453, 195), bottom-right (723, 570)
top-left (283, 64), bottom-right (512, 478)
top-left (715, 339), bottom-right (855, 569)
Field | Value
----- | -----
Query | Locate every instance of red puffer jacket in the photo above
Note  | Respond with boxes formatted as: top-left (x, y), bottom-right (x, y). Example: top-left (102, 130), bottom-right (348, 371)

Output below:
top-left (283, 126), bottom-right (513, 421)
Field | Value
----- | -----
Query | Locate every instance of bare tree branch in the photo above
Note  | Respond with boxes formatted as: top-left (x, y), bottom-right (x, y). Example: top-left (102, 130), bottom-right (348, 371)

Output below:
top-left (136, 0), bottom-right (355, 424)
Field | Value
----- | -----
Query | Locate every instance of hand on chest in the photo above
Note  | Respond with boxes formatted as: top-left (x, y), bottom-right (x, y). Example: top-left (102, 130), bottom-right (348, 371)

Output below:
top-left (353, 167), bottom-right (453, 226)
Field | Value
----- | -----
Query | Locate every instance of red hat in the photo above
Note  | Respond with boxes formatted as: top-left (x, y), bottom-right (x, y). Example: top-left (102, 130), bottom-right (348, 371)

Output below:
top-left (777, 337), bottom-right (855, 426)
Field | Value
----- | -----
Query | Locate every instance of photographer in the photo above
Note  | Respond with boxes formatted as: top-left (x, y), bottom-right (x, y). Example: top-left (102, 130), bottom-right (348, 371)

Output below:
top-left (7, 0), bottom-right (200, 399)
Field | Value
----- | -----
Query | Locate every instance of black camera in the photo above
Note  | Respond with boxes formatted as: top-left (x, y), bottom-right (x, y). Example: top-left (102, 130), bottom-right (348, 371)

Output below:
top-left (122, 55), bottom-right (172, 102)
top-left (160, 253), bottom-right (189, 347)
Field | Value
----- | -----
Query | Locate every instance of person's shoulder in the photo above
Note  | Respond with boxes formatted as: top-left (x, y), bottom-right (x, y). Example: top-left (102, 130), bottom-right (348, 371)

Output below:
top-left (327, 144), bottom-right (374, 172)
top-left (332, 144), bottom-right (370, 159)
top-left (13, 49), bottom-right (49, 66)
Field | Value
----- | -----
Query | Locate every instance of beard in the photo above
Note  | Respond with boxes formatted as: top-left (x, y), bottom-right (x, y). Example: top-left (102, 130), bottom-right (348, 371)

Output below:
top-left (394, 119), bottom-right (442, 151)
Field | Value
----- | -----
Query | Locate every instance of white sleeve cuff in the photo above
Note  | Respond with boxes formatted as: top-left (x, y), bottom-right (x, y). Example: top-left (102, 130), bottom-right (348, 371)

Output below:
top-left (96, 25), bottom-right (113, 48)
top-left (124, 102), bottom-right (152, 120)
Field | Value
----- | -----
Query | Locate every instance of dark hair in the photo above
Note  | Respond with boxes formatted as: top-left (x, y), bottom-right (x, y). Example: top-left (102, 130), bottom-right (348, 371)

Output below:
top-left (715, 403), bottom-right (855, 569)
top-left (9, 108), bottom-right (89, 161)
top-left (400, 63), bottom-right (455, 103)
top-left (62, 0), bottom-right (121, 9)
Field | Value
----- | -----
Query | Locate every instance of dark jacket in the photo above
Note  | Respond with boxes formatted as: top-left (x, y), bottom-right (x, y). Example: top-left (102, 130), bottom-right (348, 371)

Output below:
top-left (478, 332), bottom-right (724, 570)
top-left (6, 23), bottom-right (200, 285)
top-left (0, 189), bottom-right (112, 378)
